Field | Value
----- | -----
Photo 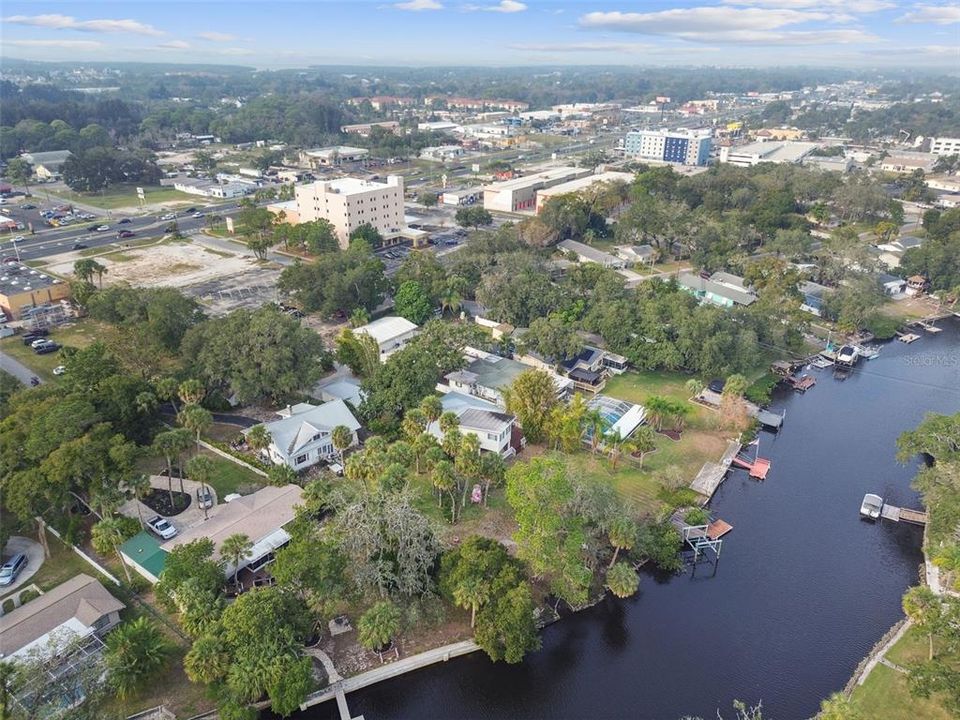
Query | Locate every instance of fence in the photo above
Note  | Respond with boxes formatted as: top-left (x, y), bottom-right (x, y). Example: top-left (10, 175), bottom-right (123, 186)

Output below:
top-left (45, 524), bottom-right (121, 586)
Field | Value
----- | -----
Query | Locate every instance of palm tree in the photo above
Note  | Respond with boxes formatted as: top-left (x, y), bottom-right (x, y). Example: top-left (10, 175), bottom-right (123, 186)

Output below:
top-left (608, 516), bottom-right (638, 568)
top-left (438, 410), bottom-right (459, 435)
top-left (104, 617), bottom-right (170, 699)
top-left (186, 455), bottom-right (215, 520)
top-left (628, 426), bottom-right (657, 468)
top-left (91, 518), bottom-right (133, 583)
top-left (685, 378), bottom-right (705, 398)
top-left (902, 586), bottom-right (942, 661)
top-left (154, 376), bottom-right (179, 415)
top-left (221, 533), bottom-right (253, 592)
top-left (246, 424), bottom-right (272, 457)
top-left (153, 428), bottom-right (193, 507)
top-left (453, 576), bottom-right (490, 628)
top-left (178, 404), bottom-right (213, 452)
top-left (644, 395), bottom-right (671, 431)
top-left (671, 401), bottom-right (690, 433)
top-left (606, 562), bottom-right (640, 599)
top-left (605, 428), bottom-right (625, 469)
top-left (431, 460), bottom-right (457, 521)
top-left (358, 601), bottom-right (402, 653)
top-left (420, 395), bottom-right (443, 425)
top-left (582, 407), bottom-right (607, 454)
top-left (124, 473), bottom-right (152, 527)
top-left (177, 378), bottom-right (206, 406)
top-left (331, 425), bottom-right (353, 465)
top-left (440, 279), bottom-right (464, 317)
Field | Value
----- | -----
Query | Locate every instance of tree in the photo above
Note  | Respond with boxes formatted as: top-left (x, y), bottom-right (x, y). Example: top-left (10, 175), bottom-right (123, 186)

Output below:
top-left (637, 521), bottom-right (682, 573)
top-left (607, 516), bottom-right (637, 568)
top-left (91, 516), bottom-right (137, 582)
top-left (278, 245), bottom-right (388, 318)
top-left (178, 378), bottom-right (206, 406)
top-left (506, 458), bottom-right (590, 607)
top-left (431, 460), bottom-right (457, 521)
top-left (246, 424), bottom-right (271, 456)
top-left (73, 258), bottom-right (107, 288)
top-left (417, 191), bottom-right (438, 207)
top-left (5, 157), bottom-right (33, 192)
top-left (818, 693), bottom-right (862, 720)
top-left (394, 280), bottom-right (433, 325)
top-left (519, 316), bottom-right (581, 362)
top-left (155, 538), bottom-right (223, 611)
top-left (420, 395), bottom-right (443, 425)
top-left (178, 404), bottom-right (212, 452)
top-left (124, 472), bottom-right (151, 527)
top-left (582, 406), bottom-right (607, 455)
top-left (153, 427), bottom-right (193, 506)
top-left (335, 328), bottom-right (381, 379)
top-left (455, 207), bottom-right (493, 229)
top-left (350, 223), bottom-right (384, 247)
top-left (104, 617), bottom-right (170, 699)
top-left (358, 600), bottom-right (402, 652)
top-left (267, 463), bottom-right (298, 487)
top-left (503, 369), bottom-right (558, 445)
top-left (221, 533), bottom-right (253, 592)
top-left (331, 424), bottom-right (353, 465)
top-left (902, 586), bottom-right (942, 661)
top-left (628, 425), bottom-right (657, 468)
top-left (606, 562), bottom-right (640, 599)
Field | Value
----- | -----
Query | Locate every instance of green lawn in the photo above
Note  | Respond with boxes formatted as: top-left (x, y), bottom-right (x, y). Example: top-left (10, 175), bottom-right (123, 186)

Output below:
top-left (849, 626), bottom-right (958, 720)
top-left (45, 185), bottom-right (199, 211)
top-left (137, 446), bottom-right (264, 501)
top-left (0, 319), bottom-right (108, 381)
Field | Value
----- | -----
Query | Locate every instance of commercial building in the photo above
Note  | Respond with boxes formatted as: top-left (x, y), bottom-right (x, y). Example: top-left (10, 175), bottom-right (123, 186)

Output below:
top-left (719, 140), bottom-right (820, 167)
top-left (20, 150), bottom-right (73, 180)
top-left (419, 145), bottom-right (465, 162)
top-left (534, 170), bottom-right (634, 213)
top-left (879, 152), bottom-right (937, 174)
top-left (623, 128), bottom-right (712, 166)
top-left (930, 137), bottom-right (960, 157)
top-left (441, 187), bottom-right (482, 206)
top-left (173, 178), bottom-right (252, 199)
top-left (298, 146), bottom-right (369, 169)
top-left (0, 263), bottom-right (71, 320)
top-left (293, 175), bottom-right (405, 248)
top-left (483, 166), bottom-right (591, 213)
top-left (353, 315), bottom-right (420, 360)
top-left (260, 402), bottom-right (361, 470)
top-left (802, 155), bottom-right (853, 173)
top-left (341, 121), bottom-right (401, 136)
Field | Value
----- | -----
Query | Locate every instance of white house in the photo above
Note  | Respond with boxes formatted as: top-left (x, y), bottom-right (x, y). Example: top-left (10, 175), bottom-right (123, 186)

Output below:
top-left (259, 400), bottom-right (361, 470)
top-left (353, 316), bottom-right (420, 361)
top-left (428, 391), bottom-right (518, 456)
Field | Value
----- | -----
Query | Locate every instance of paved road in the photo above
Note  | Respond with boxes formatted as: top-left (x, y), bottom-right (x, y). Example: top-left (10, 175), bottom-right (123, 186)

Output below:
top-left (0, 350), bottom-right (41, 385)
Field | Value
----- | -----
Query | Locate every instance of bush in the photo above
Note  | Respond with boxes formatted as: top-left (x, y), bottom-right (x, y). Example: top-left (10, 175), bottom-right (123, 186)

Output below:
top-left (18, 588), bottom-right (39, 605)
top-left (1, 598), bottom-right (14, 614)
top-left (636, 521), bottom-right (683, 573)
top-left (207, 439), bottom-right (273, 473)
top-left (865, 312), bottom-right (899, 340)
top-left (745, 373), bottom-right (778, 406)
top-left (684, 507), bottom-right (709, 526)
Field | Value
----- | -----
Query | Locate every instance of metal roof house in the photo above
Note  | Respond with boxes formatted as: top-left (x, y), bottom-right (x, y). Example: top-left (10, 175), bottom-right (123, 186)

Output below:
top-left (428, 392), bottom-right (519, 456)
top-left (445, 348), bottom-right (573, 408)
top-left (558, 239), bottom-right (626, 269)
top-left (259, 400), bottom-right (361, 470)
top-left (677, 272), bottom-right (757, 308)
top-left (353, 316), bottom-right (420, 361)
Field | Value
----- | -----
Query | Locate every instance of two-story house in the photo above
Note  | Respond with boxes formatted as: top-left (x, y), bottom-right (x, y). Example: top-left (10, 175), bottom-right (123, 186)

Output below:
top-left (259, 400), bottom-right (361, 470)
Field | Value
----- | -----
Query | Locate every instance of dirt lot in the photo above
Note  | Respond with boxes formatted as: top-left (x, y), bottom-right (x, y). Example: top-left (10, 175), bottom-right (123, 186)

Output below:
top-left (47, 239), bottom-right (282, 315)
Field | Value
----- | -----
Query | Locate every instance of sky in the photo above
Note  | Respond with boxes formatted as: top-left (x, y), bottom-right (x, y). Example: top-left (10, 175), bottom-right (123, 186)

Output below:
top-left (1, 1), bottom-right (958, 69)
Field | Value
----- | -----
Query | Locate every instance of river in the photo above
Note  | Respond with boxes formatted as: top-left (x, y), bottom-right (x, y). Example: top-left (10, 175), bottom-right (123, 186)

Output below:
top-left (297, 318), bottom-right (960, 720)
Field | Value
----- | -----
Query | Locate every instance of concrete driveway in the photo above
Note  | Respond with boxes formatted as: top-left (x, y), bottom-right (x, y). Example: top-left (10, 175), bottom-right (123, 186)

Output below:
top-left (119, 474), bottom-right (220, 535)
top-left (0, 537), bottom-right (45, 597)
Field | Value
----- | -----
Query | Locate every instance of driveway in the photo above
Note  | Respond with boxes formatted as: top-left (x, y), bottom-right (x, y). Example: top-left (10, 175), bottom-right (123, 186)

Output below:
top-left (0, 351), bottom-right (41, 385)
top-left (119, 474), bottom-right (220, 535)
top-left (0, 537), bottom-right (45, 597)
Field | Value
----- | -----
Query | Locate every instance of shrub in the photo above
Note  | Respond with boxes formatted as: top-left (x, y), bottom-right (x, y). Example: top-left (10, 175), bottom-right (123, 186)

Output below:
top-left (2, 598), bottom-right (15, 614)
top-left (684, 507), bottom-right (709, 526)
top-left (18, 588), bottom-right (39, 605)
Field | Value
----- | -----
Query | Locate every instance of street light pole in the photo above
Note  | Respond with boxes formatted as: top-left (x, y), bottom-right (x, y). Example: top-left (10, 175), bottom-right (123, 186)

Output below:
top-left (12, 237), bottom-right (21, 262)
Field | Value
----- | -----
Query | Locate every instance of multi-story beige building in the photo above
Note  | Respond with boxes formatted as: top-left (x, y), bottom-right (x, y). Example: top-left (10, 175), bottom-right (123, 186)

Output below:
top-left (293, 176), bottom-right (405, 248)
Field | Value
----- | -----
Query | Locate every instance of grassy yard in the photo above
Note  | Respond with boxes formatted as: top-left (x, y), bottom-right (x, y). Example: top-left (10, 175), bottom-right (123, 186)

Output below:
top-left (0, 319), bottom-right (109, 381)
top-left (45, 185), bottom-right (198, 211)
top-left (137, 446), bottom-right (264, 500)
top-left (849, 625), bottom-right (958, 720)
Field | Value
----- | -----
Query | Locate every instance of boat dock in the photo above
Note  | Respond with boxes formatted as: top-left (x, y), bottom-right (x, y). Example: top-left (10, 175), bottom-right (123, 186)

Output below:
top-left (731, 455), bottom-right (772, 479)
top-left (896, 332), bottom-right (920, 344)
top-left (878, 503), bottom-right (928, 525)
top-left (690, 440), bottom-right (742, 501)
top-left (783, 374), bottom-right (816, 392)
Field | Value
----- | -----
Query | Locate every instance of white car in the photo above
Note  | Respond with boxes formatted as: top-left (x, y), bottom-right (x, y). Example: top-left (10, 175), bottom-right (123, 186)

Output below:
top-left (160, 213), bottom-right (176, 221)
top-left (191, 212), bottom-right (204, 219)
top-left (11, 235), bottom-right (24, 243)
top-left (147, 515), bottom-right (178, 540)
top-left (95, 225), bottom-right (110, 232)
top-left (52, 365), bottom-right (66, 376)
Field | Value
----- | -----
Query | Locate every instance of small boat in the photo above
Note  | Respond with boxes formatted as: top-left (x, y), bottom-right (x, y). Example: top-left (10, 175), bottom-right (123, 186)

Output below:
top-left (853, 344), bottom-right (881, 360)
top-left (860, 493), bottom-right (883, 520)
top-left (810, 356), bottom-right (833, 369)
top-left (836, 345), bottom-right (859, 366)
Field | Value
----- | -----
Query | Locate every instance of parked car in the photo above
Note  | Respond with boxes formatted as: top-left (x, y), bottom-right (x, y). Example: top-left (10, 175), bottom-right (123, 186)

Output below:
top-left (196, 487), bottom-right (214, 510)
top-left (34, 341), bottom-right (60, 354)
top-left (147, 515), bottom-right (178, 540)
top-left (0, 553), bottom-right (28, 586)
top-left (53, 365), bottom-right (66, 376)
top-left (72, 242), bottom-right (88, 250)
top-left (31, 337), bottom-right (51, 348)
top-left (18, 203), bottom-right (36, 210)
top-left (708, 378), bottom-right (725, 394)
top-left (87, 223), bottom-right (100, 231)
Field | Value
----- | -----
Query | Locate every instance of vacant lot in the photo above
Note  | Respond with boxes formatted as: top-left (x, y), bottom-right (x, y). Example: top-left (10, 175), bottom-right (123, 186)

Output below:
top-left (0, 319), bottom-right (108, 380)
top-left (47, 238), bottom-right (282, 315)
top-left (44, 184), bottom-right (200, 211)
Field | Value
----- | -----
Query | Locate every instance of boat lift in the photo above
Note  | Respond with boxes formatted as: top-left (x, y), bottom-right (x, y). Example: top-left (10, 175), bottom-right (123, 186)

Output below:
top-left (731, 436), bottom-right (772, 480)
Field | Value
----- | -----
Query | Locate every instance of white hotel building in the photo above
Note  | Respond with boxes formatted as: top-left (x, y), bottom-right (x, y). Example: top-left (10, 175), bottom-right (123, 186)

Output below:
top-left (293, 176), bottom-right (405, 249)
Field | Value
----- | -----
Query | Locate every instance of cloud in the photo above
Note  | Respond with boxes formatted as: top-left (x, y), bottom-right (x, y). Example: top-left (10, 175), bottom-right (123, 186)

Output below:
top-left (465, 1), bottom-right (527, 11)
top-left (156, 40), bottom-right (191, 50)
top-left (723, 0), bottom-right (894, 11)
top-left (217, 47), bottom-right (256, 56)
top-left (896, 5), bottom-right (960, 24)
top-left (3, 13), bottom-right (163, 36)
top-left (578, 6), bottom-right (878, 44)
top-left (508, 41), bottom-right (655, 53)
top-left (197, 31), bottom-right (236, 42)
top-left (6, 38), bottom-right (104, 49)
top-left (393, 0), bottom-right (443, 10)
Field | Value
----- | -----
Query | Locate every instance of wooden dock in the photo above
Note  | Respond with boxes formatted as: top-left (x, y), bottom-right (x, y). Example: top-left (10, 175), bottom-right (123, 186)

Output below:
top-left (690, 440), bottom-right (741, 500)
top-left (880, 503), bottom-right (928, 525)
top-left (784, 374), bottom-right (816, 392)
top-left (897, 332), bottom-right (920, 344)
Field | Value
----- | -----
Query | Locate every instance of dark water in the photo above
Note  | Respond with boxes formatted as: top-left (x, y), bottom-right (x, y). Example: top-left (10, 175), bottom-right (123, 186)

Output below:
top-left (298, 320), bottom-right (960, 720)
